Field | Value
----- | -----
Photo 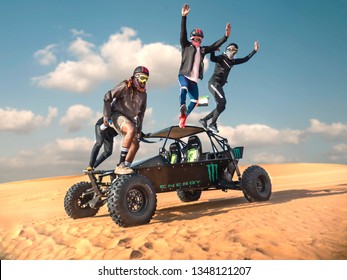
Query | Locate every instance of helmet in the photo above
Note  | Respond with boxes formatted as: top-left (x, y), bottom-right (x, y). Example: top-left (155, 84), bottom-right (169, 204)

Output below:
top-left (226, 43), bottom-right (238, 51)
top-left (132, 66), bottom-right (149, 91)
top-left (133, 66), bottom-right (149, 76)
top-left (225, 43), bottom-right (238, 59)
top-left (190, 28), bottom-right (204, 38)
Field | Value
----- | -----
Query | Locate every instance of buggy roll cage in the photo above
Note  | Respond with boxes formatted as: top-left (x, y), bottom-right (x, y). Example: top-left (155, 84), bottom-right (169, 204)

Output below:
top-left (146, 125), bottom-right (243, 180)
top-left (147, 125), bottom-right (233, 159)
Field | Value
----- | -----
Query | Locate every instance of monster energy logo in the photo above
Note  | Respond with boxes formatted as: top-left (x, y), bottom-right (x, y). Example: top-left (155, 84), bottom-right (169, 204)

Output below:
top-left (207, 163), bottom-right (218, 182)
top-left (233, 147), bottom-right (243, 159)
top-left (233, 148), bottom-right (241, 159)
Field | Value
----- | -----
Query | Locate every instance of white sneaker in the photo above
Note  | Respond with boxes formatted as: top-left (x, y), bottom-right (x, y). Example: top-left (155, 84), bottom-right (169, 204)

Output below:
top-left (208, 123), bottom-right (219, 133)
top-left (114, 162), bottom-right (134, 175)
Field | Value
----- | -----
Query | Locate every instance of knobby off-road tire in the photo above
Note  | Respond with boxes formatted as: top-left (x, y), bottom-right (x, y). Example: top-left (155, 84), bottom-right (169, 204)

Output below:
top-left (176, 189), bottom-right (202, 202)
top-left (241, 165), bottom-right (272, 202)
top-left (64, 182), bottom-right (100, 219)
top-left (107, 174), bottom-right (157, 227)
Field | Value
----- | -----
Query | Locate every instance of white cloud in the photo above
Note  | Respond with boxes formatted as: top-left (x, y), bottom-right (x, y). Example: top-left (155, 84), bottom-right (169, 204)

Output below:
top-left (34, 44), bottom-right (57, 66)
top-left (100, 28), bottom-right (182, 86)
top-left (0, 137), bottom-right (95, 172)
top-left (0, 150), bottom-right (37, 169)
top-left (60, 104), bottom-right (96, 132)
top-left (142, 107), bottom-right (155, 131)
top-left (188, 112), bottom-right (304, 148)
top-left (68, 37), bottom-right (95, 58)
top-left (32, 27), bottom-right (181, 93)
top-left (229, 124), bottom-right (304, 146)
top-left (308, 119), bottom-right (347, 140)
top-left (32, 51), bottom-right (109, 93)
top-left (328, 143), bottom-right (347, 162)
top-left (0, 111), bottom-right (162, 182)
top-left (58, 105), bottom-right (154, 133)
top-left (3, 109), bottom-right (347, 182)
top-left (43, 137), bottom-right (93, 154)
top-left (0, 136), bottom-right (126, 182)
top-left (70, 28), bottom-right (91, 38)
top-left (0, 107), bottom-right (57, 133)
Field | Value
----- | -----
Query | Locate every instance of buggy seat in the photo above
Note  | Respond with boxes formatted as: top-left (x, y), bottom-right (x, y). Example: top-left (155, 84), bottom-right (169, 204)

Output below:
top-left (169, 142), bottom-right (182, 164)
top-left (184, 135), bottom-right (202, 162)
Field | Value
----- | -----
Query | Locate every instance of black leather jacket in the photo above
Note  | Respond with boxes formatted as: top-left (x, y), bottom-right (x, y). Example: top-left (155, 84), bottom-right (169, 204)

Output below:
top-left (178, 16), bottom-right (228, 80)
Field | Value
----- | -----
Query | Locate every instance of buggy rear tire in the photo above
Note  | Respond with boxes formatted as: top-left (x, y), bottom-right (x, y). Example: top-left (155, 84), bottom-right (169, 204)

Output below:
top-left (64, 182), bottom-right (100, 219)
top-left (241, 165), bottom-right (272, 202)
top-left (176, 189), bottom-right (202, 202)
top-left (107, 174), bottom-right (157, 227)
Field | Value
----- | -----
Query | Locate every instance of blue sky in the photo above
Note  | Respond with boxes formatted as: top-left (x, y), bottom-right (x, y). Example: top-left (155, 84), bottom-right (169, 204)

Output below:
top-left (1, 0), bottom-right (347, 183)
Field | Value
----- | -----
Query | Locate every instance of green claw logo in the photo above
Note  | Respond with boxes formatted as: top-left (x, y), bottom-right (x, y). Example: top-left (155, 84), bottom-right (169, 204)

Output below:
top-left (233, 149), bottom-right (241, 159)
top-left (207, 163), bottom-right (218, 182)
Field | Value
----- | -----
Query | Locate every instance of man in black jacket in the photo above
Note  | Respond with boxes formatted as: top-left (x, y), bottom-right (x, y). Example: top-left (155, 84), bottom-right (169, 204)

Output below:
top-left (199, 41), bottom-right (259, 133)
top-left (178, 3), bottom-right (230, 128)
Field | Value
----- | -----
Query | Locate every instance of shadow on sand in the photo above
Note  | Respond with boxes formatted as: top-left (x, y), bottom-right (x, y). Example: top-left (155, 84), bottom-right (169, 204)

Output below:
top-left (151, 184), bottom-right (347, 224)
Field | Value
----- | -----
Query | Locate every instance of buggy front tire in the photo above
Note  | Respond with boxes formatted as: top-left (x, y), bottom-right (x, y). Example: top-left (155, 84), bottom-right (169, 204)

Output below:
top-left (64, 182), bottom-right (100, 218)
top-left (241, 165), bottom-right (272, 202)
top-left (107, 174), bottom-right (157, 227)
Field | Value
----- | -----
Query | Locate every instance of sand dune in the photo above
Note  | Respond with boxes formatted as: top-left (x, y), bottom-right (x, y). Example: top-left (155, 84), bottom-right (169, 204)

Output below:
top-left (0, 163), bottom-right (346, 260)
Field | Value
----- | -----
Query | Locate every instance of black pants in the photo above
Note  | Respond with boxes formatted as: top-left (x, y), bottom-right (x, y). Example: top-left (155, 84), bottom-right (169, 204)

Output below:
top-left (89, 118), bottom-right (116, 168)
top-left (203, 81), bottom-right (226, 125)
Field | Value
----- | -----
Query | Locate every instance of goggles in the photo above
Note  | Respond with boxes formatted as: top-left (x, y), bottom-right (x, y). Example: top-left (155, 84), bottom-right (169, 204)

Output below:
top-left (226, 46), bottom-right (238, 52)
top-left (191, 37), bottom-right (202, 43)
top-left (135, 74), bottom-right (149, 83)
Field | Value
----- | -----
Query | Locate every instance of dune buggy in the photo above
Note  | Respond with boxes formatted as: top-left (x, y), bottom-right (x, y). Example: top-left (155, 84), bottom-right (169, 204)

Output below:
top-left (64, 125), bottom-right (272, 227)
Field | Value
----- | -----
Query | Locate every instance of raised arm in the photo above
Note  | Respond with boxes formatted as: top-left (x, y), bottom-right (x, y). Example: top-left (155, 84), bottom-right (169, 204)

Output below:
top-left (204, 22), bottom-right (231, 53)
top-left (233, 41), bottom-right (259, 65)
top-left (182, 3), bottom-right (190, 16)
top-left (180, 4), bottom-right (190, 47)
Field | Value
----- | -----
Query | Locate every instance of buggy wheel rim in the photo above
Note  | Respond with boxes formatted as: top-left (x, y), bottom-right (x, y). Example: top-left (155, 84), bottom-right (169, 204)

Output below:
top-left (126, 189), bottom-right (145, 213)
top-left (256, 176), bottom-right (266, 193)
top-left (78, 192), bottom-right (93, 208)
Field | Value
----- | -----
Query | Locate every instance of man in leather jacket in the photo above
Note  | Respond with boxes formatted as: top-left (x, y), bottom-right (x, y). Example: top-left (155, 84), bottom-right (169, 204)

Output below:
top-left (178, 3), bottom-right (231, 128)
top-left (103, 66), bottom-right (149, 174)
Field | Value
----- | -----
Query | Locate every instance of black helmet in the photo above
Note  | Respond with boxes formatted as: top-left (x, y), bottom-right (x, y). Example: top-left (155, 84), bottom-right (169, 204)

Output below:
top-left (190, 28), bottom-right (204, 38)
top-left (226, 43), bottom-right (238, 51)
top-left (133, 66), bottom-right (149, 76)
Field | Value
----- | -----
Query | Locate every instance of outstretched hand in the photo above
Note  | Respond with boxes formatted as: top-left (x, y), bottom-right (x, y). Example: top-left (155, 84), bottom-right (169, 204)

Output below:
top-left (254, 41), bottom-right (259, 51)
top-left (225, 23), bottom-right (231, 37)
top-left (182, 3), bottom-right (190, 16)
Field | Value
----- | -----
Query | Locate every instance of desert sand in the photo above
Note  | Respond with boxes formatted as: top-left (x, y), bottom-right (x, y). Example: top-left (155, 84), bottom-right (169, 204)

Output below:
top-left (0, 163), bottom-right (346, 260)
